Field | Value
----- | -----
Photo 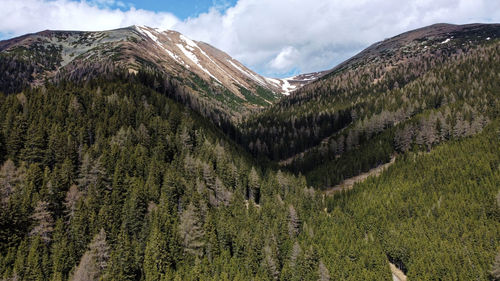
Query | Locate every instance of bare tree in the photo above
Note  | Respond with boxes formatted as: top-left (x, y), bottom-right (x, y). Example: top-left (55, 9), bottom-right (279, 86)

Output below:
top-left (179, 203), bottom-right (205, 257)
top-left (77, 154), bottom-right (105, 193)
top-left (71, 228), bottom-right (109, 281)
top-left (394, 125), bottom-right (413, 153)
top-left (318, 260), bottom-right (330, 281)
top-left (64, 185), bottom-right (81, 222)
top-left (491, 251), bottom-right (500, 281)
top-left (90, 228), bottom-right (110, 272)
top-left (262, 245), bottom-right (279, 280)
top-left (288, 205), bottom-right (301, 237)
top-left (422, 118), bottom-right (437, 151)
top-left (30, 200), bottom-right (54, 244)
top-left (0, 159), bottom-right (24, 205)
top-left (290, 241), bottom-right (302, 269)
top-left (248, 167), bottom-right (260, 203)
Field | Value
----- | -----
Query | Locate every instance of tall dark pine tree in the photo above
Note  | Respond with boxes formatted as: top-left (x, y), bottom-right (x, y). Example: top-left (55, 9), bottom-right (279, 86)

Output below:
top-left (20, 122), bottom-right (47, 164)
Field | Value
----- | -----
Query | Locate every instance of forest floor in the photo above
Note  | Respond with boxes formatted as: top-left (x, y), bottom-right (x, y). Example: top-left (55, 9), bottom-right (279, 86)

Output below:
top-left (323, 155), bottom-right (396, 195)
top-left (389, 262), bottom-right (407, 281)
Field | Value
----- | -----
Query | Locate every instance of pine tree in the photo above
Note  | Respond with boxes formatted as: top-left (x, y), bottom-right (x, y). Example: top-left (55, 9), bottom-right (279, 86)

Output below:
top-left (20, 122), bottom-right (47, 164)
top-left (5, 115), bottom-right (26, 160)
top-left (143, 204), bottom-right (178, 281)
top-left (25, 235), bottom-right (50, 281)
top-left (107, 229), bottom-right (137, 281)
top-left (50, 219), bottom-right (71, 281)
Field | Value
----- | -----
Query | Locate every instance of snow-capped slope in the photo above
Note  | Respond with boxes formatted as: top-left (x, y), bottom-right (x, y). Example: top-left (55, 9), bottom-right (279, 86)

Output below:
top-left (132, 26), bottom-right (322, 96)
top-left (0, 24), bottom-right (326, 112)
top-left (0, 25), bottom-right (286, 103)
top-left (133, 26), bottom-right (288, 99)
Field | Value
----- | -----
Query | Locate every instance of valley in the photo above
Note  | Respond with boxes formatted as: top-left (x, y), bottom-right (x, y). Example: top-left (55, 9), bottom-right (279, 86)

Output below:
top-left (0, 22), bottom-right (499, 280)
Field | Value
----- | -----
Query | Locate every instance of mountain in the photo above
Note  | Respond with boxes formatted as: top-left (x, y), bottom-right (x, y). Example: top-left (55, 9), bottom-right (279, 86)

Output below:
top-left (0, 22), bottom-right (499, 281)
top-left (0, 26), bottom-right (311, 126)
top-left (0, 25), bottom-right (326, 126)
top-left (328, 23), bottom-right (499, 73)
top-left (240, 23), bottom-right (499, 187)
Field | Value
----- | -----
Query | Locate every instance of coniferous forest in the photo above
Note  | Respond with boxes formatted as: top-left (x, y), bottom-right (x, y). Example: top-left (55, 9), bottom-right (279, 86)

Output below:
top-left (0, 23), bottom-right (499, 281)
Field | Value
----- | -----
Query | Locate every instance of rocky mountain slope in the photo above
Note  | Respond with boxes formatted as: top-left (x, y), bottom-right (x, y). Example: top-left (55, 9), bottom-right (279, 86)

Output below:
top-left (0, 25), bottom-right (322, 98)
top-left (329, 23), bottom-right (500, 74)
top-left (1, 26), bottom-right (273, 94)
top-left (0, 25), bottom-right (323, 129)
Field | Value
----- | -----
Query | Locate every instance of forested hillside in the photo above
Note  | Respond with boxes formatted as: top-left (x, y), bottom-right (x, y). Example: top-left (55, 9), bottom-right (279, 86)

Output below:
top-left (0, 23), bottom-right (499, 281)
top-left (239, 23), bottom-right (499, 189)
top-left (0, 77), bottom-right (320, 280)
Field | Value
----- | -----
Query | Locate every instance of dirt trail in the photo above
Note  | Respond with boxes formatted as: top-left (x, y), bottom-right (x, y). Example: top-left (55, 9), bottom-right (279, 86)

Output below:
top-left (389, 262), bottom-right (407, 281)
top-left (324, 156), bottom-right (396, 195)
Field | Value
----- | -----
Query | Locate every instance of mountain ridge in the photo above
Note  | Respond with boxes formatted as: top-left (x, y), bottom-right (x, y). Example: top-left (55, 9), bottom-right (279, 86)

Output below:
top-left (0, 25), bottom-right (323, 97)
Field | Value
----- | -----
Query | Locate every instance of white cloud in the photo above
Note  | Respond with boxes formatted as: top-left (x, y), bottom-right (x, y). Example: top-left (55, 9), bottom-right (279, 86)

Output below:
top-left (174, 0), bottom-right (500, 77)
top-left (268, 46), bottom-right (299, 73)
top-left (0, 0), bottom-right (179, 35)
top-left (1, 0), bottom-right (499, 77)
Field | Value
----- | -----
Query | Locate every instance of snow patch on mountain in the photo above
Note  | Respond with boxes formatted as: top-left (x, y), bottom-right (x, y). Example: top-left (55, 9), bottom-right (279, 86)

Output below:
top-left (164, 49), bottom-right (185, 66)
top-left (264, 77), bottom-right (295, 95)
top-left (136, 26), bottom-right (187, 67)
top-left (176, 43), bottom-right (221, 84)
top-left (134, 25), bottom-right (315, 95)
top-left (264, 70), bottom-right (327, 95)
top-left (183, 38), bottom-right (242, 86)
top-left (137, 26), bottom-right (160, 44)
top-left (280, 78), bottom-right (296, 95)
top-left (227, 59), bottom-right (267, 86)
top-left (265, 77), bottom-right (281, 85)
top-left (179, 34), bottom-right (198, 49)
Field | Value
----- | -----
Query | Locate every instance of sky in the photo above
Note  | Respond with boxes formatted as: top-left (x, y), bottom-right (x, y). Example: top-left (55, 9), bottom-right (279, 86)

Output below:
top-left (0, 0), bottom-right (499, 78)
